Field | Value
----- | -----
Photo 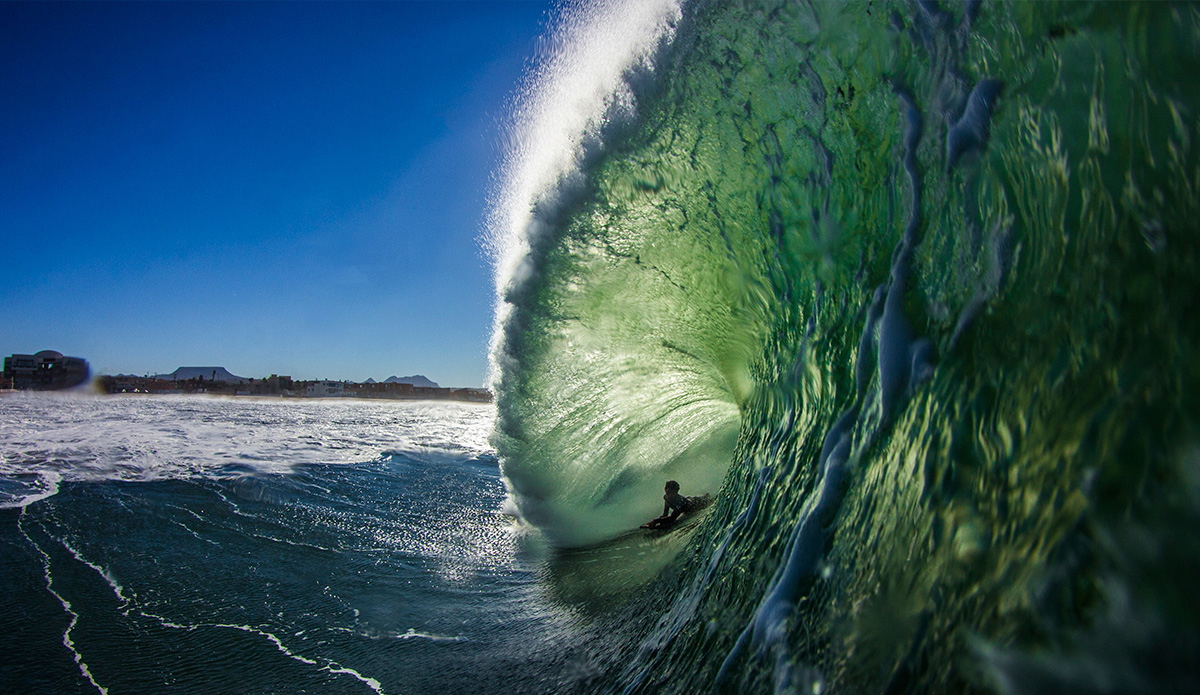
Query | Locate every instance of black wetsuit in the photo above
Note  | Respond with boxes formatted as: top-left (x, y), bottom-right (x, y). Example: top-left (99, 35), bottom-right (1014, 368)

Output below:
top-left (643, 491), bottom-right (711, 529)
top-left (663, 491), bottom-right (695, 519)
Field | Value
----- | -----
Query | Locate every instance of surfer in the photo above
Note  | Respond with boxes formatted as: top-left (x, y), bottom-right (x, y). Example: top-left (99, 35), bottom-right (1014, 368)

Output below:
top-left (641, 480), bottom-right (712, 530)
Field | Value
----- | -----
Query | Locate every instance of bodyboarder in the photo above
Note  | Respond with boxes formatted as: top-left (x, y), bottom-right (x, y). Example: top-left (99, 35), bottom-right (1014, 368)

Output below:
top-left (641, 480), bottom-right (712, 530)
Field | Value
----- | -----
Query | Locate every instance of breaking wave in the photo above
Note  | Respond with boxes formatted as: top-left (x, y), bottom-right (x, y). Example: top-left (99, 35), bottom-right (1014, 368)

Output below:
top-left (489, 0), bottom-right (1200, 692)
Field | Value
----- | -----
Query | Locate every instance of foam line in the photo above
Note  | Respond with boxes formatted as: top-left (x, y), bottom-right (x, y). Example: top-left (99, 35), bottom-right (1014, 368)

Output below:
top-left (54, 533), bottom-right (132, 610)
top-left (168, 518), bottom-right (221, 546)
top-left (331, 626), bottom-right (469, 643)
top-left (151, 617), bottom-right (392, 695)
top-left (396, 628), bottom-right (468, 643)
top-left (212, 623), bottom-right (388, 695)
top-left (321, 663), bottom-right (386, 694)
top-left (18, 509), bottom-right (109, 695)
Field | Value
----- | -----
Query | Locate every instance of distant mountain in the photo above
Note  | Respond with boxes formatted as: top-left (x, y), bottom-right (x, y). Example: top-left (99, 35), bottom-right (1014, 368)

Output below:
top-left (382, 375), bottom-right (439, 388)
top-left (363, 378), bottom-right (377, 384)
top-left (156, 367), bottom-right (247, 383)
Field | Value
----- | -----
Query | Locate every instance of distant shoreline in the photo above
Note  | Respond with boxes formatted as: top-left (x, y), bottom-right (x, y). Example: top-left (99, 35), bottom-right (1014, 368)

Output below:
top-left (94, 374), bottom-right (493, 403)
top-left (117, 392), bottom-right (495, 405)
top-left (0, 388), bottom-right (495, 406)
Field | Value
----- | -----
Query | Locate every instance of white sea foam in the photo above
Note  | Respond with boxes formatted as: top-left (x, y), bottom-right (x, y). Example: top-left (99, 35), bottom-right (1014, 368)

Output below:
top-left (331, 625), bottom-right (469, 644)
top-left (0, 393), bottom-right (495, 504)
top-left (395, 627), bottom-right (468, 642)
top-left (0, 470), bottom-right (62, 509)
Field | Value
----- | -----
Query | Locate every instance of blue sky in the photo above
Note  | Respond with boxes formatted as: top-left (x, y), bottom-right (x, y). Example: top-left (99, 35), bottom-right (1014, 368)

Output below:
top-left (1, 1), bottom-right (553, 387)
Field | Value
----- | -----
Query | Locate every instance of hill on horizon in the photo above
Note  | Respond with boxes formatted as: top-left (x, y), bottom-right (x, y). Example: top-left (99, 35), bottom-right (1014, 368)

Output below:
top-left (382, 375), bottom-right (439, 388)
top-left (126, 368), bottom-right (446, 388)
top-left (155, 367), bottom-right (247, 383)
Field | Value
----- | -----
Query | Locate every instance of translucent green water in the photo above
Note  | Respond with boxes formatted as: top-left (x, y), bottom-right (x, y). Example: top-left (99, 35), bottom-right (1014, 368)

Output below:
top-left (492, 1), bottom-right (1200, 692)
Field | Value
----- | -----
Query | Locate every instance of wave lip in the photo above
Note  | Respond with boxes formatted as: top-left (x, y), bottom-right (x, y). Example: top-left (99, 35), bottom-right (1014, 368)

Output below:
top-left (486, 0), bottom-right (683, 309)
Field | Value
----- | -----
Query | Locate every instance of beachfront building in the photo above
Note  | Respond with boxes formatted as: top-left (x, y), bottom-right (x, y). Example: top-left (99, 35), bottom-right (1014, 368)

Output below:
top-left (3, 350), bottom-right (90, 390)
top-left (306, 380), bottom-right (346, 398)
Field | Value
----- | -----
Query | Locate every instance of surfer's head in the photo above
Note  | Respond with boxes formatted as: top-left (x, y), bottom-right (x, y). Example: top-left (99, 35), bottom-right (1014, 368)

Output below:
top-left (665, 480), bottom-right (680, 493)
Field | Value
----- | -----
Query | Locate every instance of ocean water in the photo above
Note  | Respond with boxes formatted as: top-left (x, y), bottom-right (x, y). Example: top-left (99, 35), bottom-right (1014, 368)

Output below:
top-left (8, 1), bottom-right (1200, 694)
top-left (0, 394), bottom-right (576, 694)
top-left (488, 0), bottom-right (1200, 693)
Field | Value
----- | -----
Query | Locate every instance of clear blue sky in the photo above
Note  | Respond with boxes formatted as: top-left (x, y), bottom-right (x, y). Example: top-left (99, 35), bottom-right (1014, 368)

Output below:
top-left (1, 1), bottom-right (552, 388)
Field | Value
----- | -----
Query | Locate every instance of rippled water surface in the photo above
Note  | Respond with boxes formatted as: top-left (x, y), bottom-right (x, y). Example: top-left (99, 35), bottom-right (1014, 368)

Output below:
top-left (0, 394), bottom-right (596, 694)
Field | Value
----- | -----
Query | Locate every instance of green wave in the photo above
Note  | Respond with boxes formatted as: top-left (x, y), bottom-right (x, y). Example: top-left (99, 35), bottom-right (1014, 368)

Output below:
top-left (491, 0), bottom-right (1200, 691)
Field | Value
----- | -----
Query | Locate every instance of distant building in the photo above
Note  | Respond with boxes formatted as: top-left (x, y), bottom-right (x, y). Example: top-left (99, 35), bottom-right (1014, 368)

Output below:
top-left (306, 380), bottom-right (345, 397)
top-left (266, 375), bottom-right (293, 393)
top-left (97, 376), bottom-right (181, 395)
top-left (3, 350), bottom-right (90, 390)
